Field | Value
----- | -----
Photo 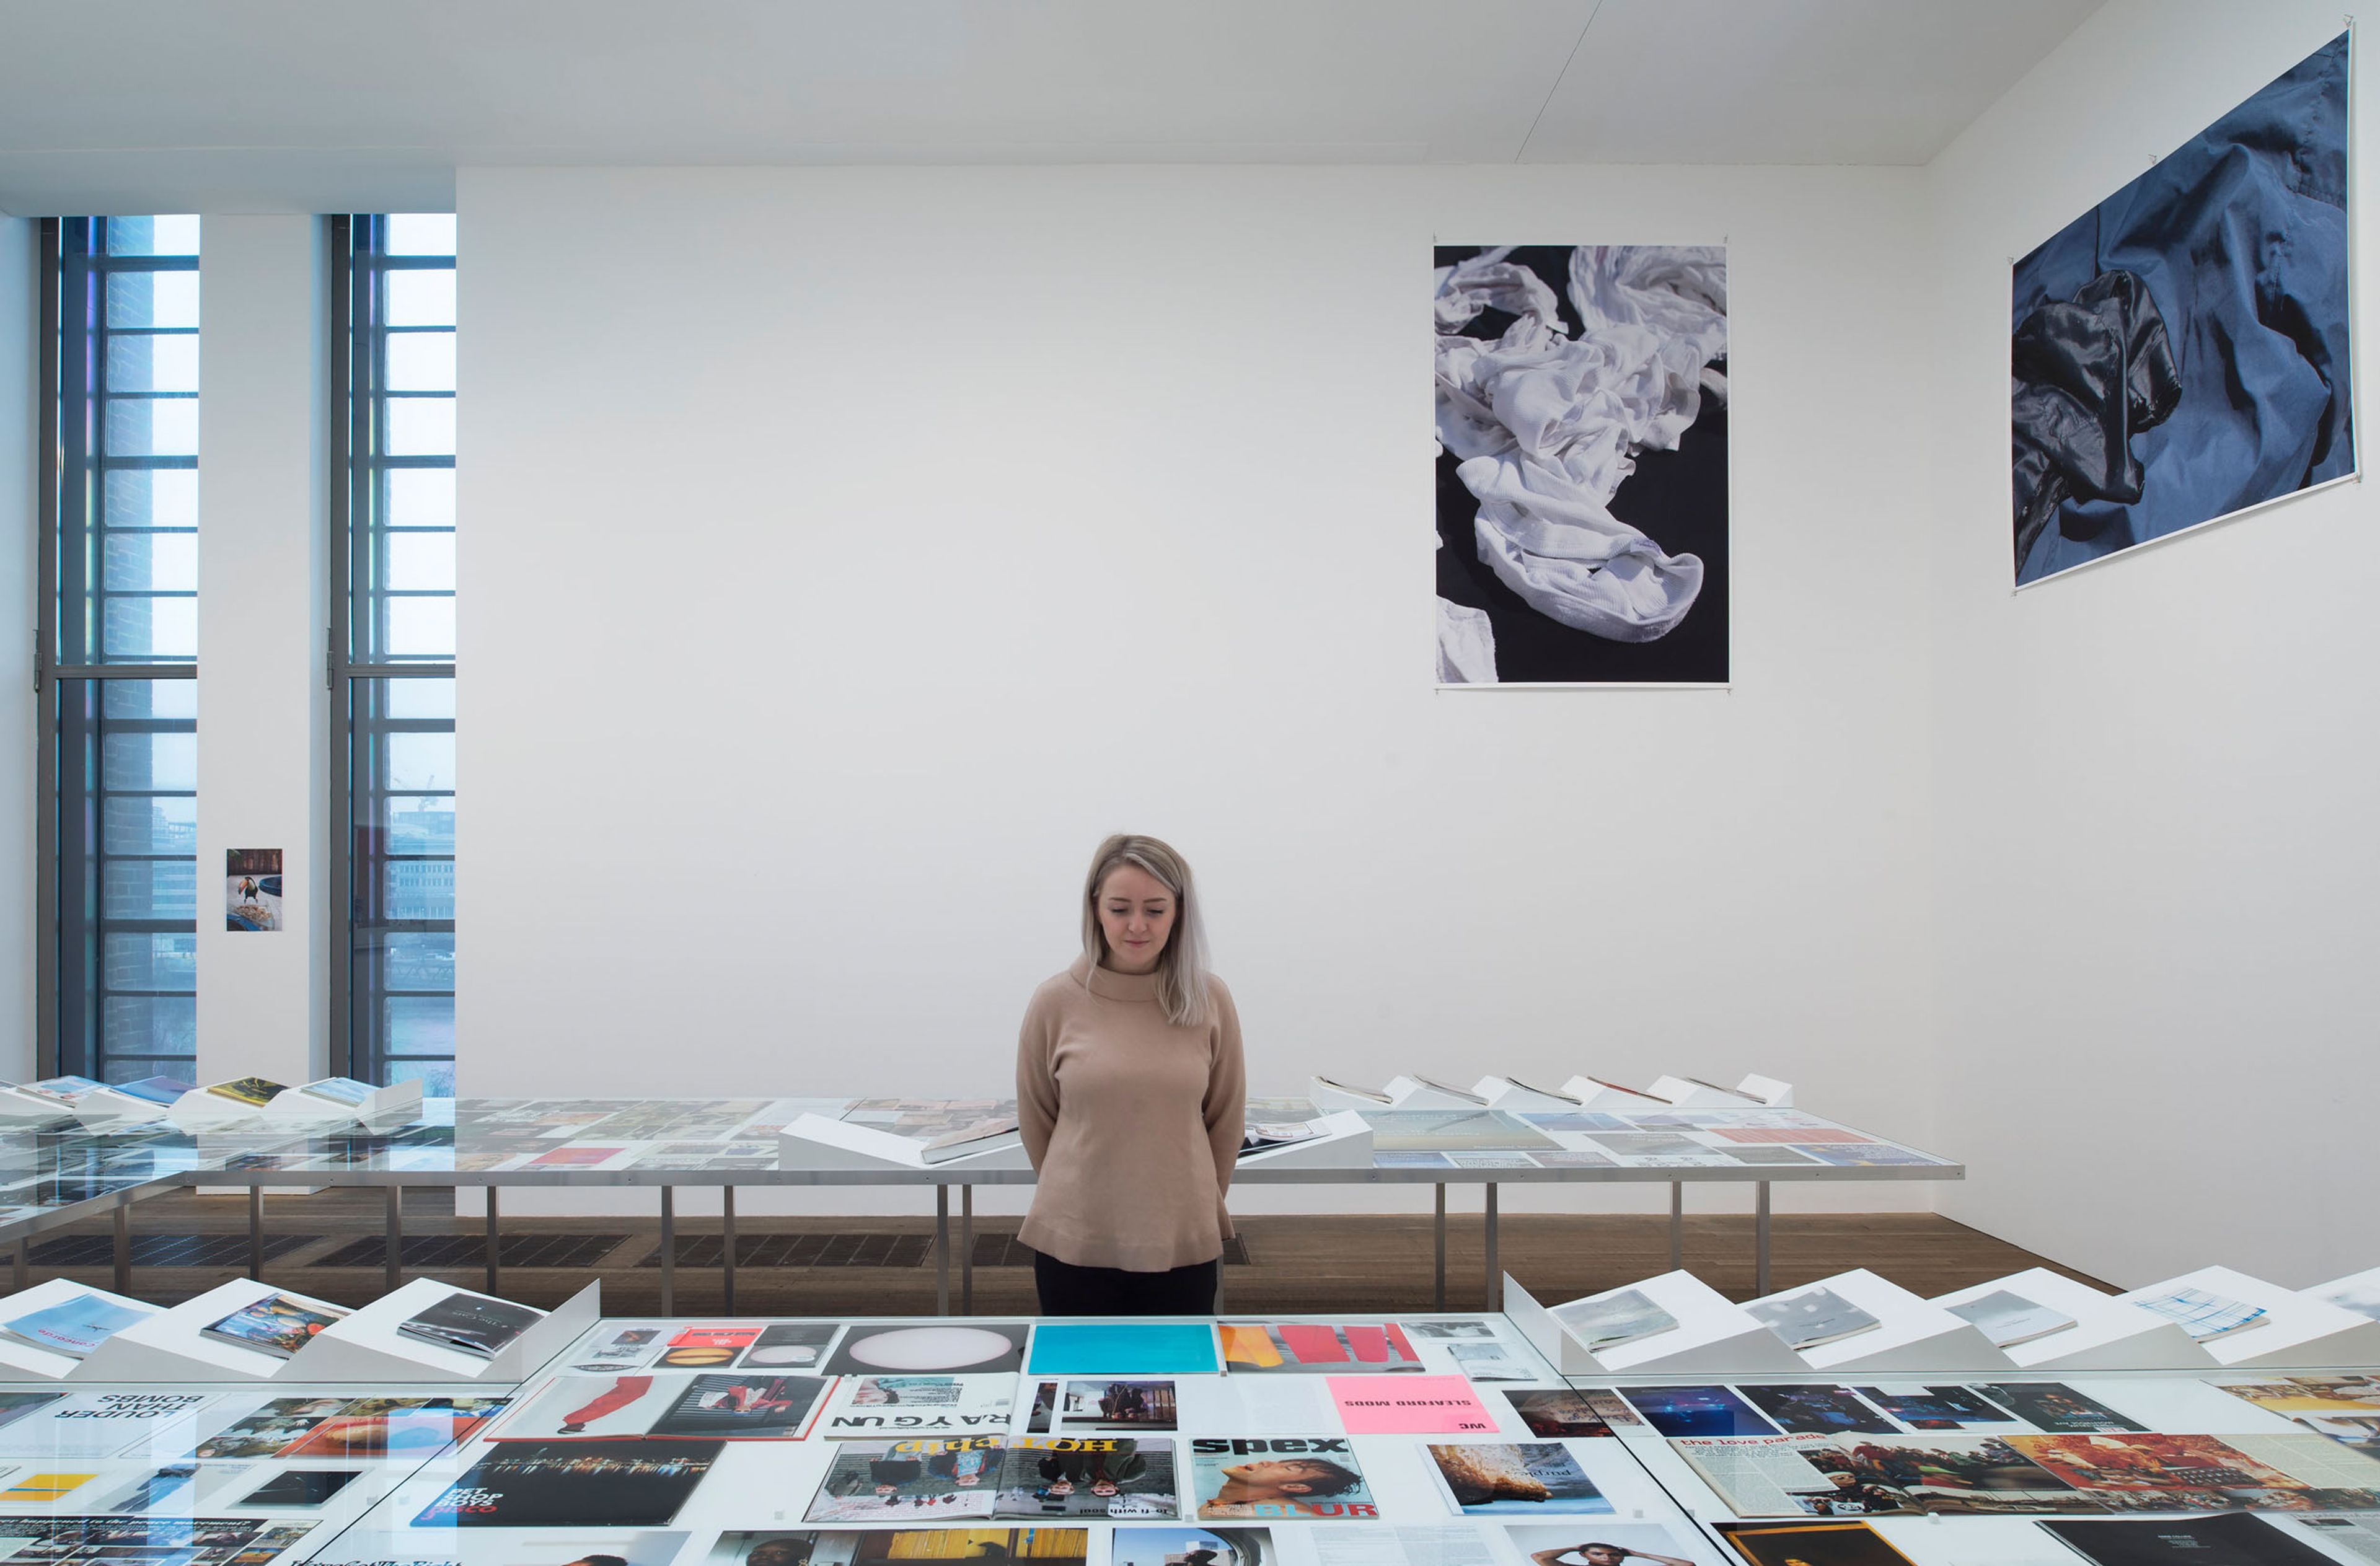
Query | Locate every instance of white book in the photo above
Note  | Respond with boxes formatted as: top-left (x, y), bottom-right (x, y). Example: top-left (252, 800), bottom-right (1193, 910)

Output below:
top-left (1549, 1288), bottom-right (1680, 1352)
top-left (1942, 1290), bottom-right (2076, 1348)
top-left (1746, 1288), bottom-right (1882, 1349)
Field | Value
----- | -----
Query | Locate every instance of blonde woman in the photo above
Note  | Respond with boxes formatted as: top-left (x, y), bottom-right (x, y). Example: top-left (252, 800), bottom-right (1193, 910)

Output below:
top-left (1016, 834), bottom-right (1245, 1314)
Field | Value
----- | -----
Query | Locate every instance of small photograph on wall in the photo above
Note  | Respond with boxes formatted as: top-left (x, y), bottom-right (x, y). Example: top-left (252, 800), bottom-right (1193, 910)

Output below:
top-left (1434, 244), bottom-right (1729, 685)
top-left (2011, 32), bottom-right (2353, 586)
top-left (226, 849), bottom-right (283, 933)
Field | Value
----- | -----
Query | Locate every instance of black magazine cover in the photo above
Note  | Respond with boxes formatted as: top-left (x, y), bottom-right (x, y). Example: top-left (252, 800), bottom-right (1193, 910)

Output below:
top-left (393, 1292), bottom-right (545, 1358)
top-left (2040, 1513), bottom-right (2337, 1566)
top-left (413, 1438), bottom-right (723, 1526)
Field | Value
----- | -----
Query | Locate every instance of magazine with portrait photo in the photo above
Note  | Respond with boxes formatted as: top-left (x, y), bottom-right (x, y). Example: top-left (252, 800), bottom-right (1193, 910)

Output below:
top-left (1191, 1436), bottom-right (1376, 1521)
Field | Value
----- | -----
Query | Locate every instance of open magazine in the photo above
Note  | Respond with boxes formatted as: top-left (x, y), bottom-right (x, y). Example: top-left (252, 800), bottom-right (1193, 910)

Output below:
top-left (1676, 1429), bottom-right (2380, 1517)
top-left (806, 1436), bottom-right (1177, 1523)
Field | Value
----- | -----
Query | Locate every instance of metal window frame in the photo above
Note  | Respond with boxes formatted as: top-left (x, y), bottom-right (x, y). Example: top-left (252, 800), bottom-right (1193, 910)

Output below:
top-left (36, 218), bottom-right (201, 1081)
top-left (328, 214), bottom-right (457, 1084)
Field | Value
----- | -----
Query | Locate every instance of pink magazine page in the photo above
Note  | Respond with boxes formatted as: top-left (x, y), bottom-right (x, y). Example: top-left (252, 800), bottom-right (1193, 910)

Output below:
top-left (1328, 1375), bottom-right (1498, 1435)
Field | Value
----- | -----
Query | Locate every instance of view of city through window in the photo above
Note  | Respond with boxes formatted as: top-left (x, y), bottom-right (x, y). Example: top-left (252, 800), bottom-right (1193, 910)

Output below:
top-left (45, 216), bottom-right (203, 1084)
top-left (340, 213), bottom-right (457, 1093)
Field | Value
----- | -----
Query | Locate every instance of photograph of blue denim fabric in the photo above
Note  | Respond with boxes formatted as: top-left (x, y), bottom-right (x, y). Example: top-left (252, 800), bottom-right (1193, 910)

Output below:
top-left (2011, 32), bottom-right (2352, 586)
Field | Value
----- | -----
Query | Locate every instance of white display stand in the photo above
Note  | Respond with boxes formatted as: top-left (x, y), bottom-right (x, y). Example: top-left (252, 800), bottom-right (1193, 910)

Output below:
top-left (76, 1278), bottom-right (324, 1381)
top-left (286, 1278), bottom-right (596, 1383)
top-left (67, 1088), bottom-right (174, 1130)
top-left (1646, 1075), bottom-right (1758, 1107)
top-left (1505, 1270), bottom-right (1804, 1375)
top-left (0, 1280), bottom-right (160, 1379)
top-left (1735, 1074), bottom-right (1795, 1107)
top-left (268, 1078), bottom-right (423, 1123)
top-left (168, 1086), bottom-right (288, 1130)
top-left (1382, 1075), bottom-right (1487, 1109)
top-left (2118, 1265), bottom-right (2380, 1369)
top-left (1559, 1077), bottom-right (1667, 1109)
top-left (1761, 1269), bottom-right (2010, 1373)
top-left (2306, 1264), bottom-right (2380, 1319)
top-left (1934, 1267), bottom-right (2211, 1371)
top-left (1472, 1077), bottom-right (1582, 1111)
top-left (0, 1088), bottom-right (75, 1126)
top-left (1307, 1077), bottom-right (1394, 1111)
top-left (1236, 1111), bottom-right (1373, 1168)
top-left (780, 1112), bottom-right (1033, 1171)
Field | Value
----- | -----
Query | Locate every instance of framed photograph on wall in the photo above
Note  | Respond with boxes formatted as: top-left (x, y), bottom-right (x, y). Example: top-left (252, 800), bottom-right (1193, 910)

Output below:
top-left (1434, 244), bottom-right (1729, 686)
top-left (226, 848), bottom-right (283, 933)
top-left (2011, 32), bottom-right (2355, 586)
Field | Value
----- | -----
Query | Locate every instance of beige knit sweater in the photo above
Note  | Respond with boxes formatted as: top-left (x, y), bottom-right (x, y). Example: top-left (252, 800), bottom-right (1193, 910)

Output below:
top-left (1015, 955), bottom-right (1246, 1272)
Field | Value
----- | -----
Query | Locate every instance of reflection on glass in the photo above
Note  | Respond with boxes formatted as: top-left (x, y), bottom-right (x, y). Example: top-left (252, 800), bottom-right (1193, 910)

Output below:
top-left (103, 470), bottom-right (199, 529)
top-left (382, 861), bottom-right (455, 921)
top-left (386, 214), bottom-right (456, 257)
top-left (102, 860), bottom-right (198, 920)
top-left (105, 397), bottom-right (200, 457)
top-left (100, 730), bottom-right (197, 793)
top-left (102, 796), bottom-right (196, 855)
top-left (384, 931), bottom-right (456, 988)
top-left (387, 1058), bottom-right (457, 1096)
top-left (105, 678), bottom-right (196, 719)
top-left (100, 996), bottom-right (196, 1059)
top-left (104, 933), bottom-right (198, 992)
top-left (386, 798), bottom-right (456, 856)
top-left (103, 594), bottom-right (197, 661)
top-left (107, 333), bottom-right (199, 392)
top-left (104, 532), bottom-right (197, 592)
top-left (105, 271), bottom-right (200, 330)
top-left (107, 216), bottom-right (200, 257)
top-left (386, 270), bottom-right (456, 327)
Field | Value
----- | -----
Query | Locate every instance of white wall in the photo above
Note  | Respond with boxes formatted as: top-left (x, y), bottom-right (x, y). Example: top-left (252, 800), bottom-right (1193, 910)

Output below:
top-left (195, 216), bottom-right (328, 1086)
top-left (458, 162), bottom-right (1941, 1216)
top-left (0, 218), bottom-right (31, 1080)
top-left (1925, 1), bottom-right (2380, 1287)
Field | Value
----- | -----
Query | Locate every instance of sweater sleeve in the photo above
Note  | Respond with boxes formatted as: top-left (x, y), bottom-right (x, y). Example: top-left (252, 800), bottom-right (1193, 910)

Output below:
top-left (1016, 985), bottom-right (1062, 1171)
top-left (1203, 979), bottom-right (1247, 1198)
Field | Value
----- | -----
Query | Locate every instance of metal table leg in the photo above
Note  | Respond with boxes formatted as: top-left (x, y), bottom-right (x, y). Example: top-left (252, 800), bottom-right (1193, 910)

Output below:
top-left (935, 1186), bottom-right (950, 1317)
top-left (113, 1206), bottom-right (130, 1295)
top-left (384, 1185), bottom-right (403, 1295)
top-left (959, 1186), bottom-right (972, 1314)
top-left (1434, 1184), bottom-right (1447, 1310)
top-left (659, 1187), bottom-right (676, 1316)
top-left (247, 1186), bottom-right (263, 1280)
top-left (1755, 1181), bottom-right (1772, 1297)
top-left (1670, 1181), bottom-right (1684, 1270)
top-left (1484, 1183), bottom-right (1499, 1310)
top-left (484, 1187), bottom-right (500, 1296)
top-left (721, 1187), bottom-right (737, 1316)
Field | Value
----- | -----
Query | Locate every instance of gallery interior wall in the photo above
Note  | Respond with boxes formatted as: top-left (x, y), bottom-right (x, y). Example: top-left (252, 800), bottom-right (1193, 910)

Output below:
top-left (456, 162), bottom-right (1938, 1216)
top-left (0, 217), bottom-right (33, 1080)
top-left (1923, 0), bottom-right (2379, 1288)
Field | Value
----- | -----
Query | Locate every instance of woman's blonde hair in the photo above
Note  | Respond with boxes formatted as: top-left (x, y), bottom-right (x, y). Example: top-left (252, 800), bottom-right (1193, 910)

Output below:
top-left (1082, 833), bottom-right (1212, 1029)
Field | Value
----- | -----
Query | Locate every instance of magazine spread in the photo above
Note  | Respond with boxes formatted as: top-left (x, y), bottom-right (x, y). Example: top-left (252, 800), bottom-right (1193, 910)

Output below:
top-left (0, 1394), bottom-right (212, 1461)
top-left (1025, 1378), bottom-right (1176, 1435)
top-left (1942, 1290), bottom-right (2076, 1348)
top-left (2040, 1513), bottom-right (2339, 1566)
top-left (415, 1438), bottom-right (723, 1526)
top-left (1505, 1388), bottom-right (1642, 1439)
top-left (1736, 1386), bottom-right (1898, 1436)
top-left (1745, 1290), bottom-right (1882, 1350)
top-left (804, 1437), bottom-right (1005, 1522)
top-left (1550, 1288), bottom-right (1681, 1353)
top-left (1424, 1440), bottom-right (1613, 1516)
top-left (1191, 1436), bottom-right (1378, 1521)
top-left (192, 1395), bottom-right (505, 1459)
top-left (1851, 1384), bottom-right (2027, 1432)
top-left (1970, 1384), bottom-right (2146, 1433)
top-left (997, 1436), bottom-right (1179, 1519)
top-left (1, 1293), bottom-right (156, 1357)
top-left (393, 1291), bottom-right (547, 1358)
top-left (497, 1373), bottom-right (828, 1442)
top-left (1716, 1520), bottom-right (1919, 1566)
top-left (1620, 1386), bottom-right (1779, 1438)
top-left (1327, 1376), bottom-right (1495, 1435)
top-left (831, 1375), bottom-right (1015, 1438)
top-left (199, 1292), bottom-right (350, 1357)
top-left (1217, 1322), bottom-right (1421, 1375)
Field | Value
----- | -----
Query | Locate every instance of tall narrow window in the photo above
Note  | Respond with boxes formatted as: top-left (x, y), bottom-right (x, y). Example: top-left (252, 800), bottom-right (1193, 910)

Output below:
top-left (37, 217), bottom-right (201, 1083)
top-left (332, 214), bottom-right (455, 1093)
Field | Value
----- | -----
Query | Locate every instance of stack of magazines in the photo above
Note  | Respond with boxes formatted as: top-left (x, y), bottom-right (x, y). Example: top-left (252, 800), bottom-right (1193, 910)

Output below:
top-left (395, 1292), bottom-right (547, 1359)
top-left (201, 1291), bottom-right (350, 1357)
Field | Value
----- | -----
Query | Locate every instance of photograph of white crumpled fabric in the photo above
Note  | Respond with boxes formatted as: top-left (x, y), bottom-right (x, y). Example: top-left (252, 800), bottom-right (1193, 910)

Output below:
top-left (1434, 244), bottom-right (1729, 685)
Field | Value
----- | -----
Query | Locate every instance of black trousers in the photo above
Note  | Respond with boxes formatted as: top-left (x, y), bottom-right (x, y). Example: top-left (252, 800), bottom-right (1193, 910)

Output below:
top-left (1033, 1249), bottom-right (1219, 1316)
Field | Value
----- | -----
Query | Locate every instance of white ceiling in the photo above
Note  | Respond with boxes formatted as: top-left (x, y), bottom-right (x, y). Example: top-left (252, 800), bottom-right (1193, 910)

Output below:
top-left (0, 0), bottom-right (2102, 214)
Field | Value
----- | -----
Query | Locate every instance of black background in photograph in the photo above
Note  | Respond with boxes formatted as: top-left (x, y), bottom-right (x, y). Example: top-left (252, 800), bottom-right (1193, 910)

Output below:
top-left (1435, 244), bottom-right (1729, 685)
top-left (823, 1321), bottom-right (1031, 1376)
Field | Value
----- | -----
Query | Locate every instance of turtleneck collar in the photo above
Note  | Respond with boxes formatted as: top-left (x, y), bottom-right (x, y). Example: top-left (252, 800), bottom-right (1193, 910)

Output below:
top-left (1070, 952), bottom-right (1161, 1003)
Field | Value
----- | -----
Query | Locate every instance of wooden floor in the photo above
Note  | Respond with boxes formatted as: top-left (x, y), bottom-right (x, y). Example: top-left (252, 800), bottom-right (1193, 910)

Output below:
top-left (24, 1187), bottom-right (2107, 1317)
